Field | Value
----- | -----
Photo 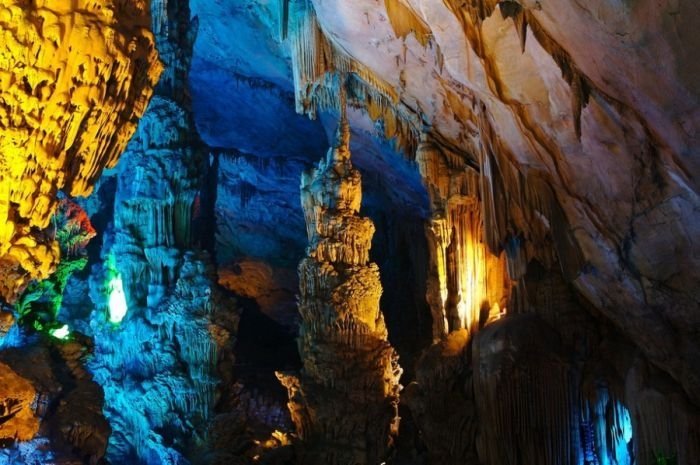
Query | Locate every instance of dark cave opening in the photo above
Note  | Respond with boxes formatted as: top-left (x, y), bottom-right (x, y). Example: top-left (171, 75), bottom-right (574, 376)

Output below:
top-left (233, 296), bottom-right (301, 404)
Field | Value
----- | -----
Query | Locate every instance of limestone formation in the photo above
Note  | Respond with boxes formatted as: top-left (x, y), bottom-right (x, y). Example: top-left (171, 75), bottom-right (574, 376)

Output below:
top-left (402, 330), bottom-right (479, 465)
top-left (83, 0), bottom-right (233, 462)
top-left (416, 135), bottom-right (512, 340)
top-left (301, 0), bottom-right (700, 407)
top-left (0, 0), bottom-right (698, 463)
top-left (474, 314), bottom-right (580, 465)
top-left (0, 361), bottom-right (38, 442)
top-left (0, 341), bottom-right (111, 464)
top-left (0, 0), bottom-right (162, 302)
top-left (278, 111), bottom-right (402, 465)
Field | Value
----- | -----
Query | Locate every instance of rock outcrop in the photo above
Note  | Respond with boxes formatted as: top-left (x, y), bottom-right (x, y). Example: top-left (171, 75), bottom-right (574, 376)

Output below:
top-left (0, 0), bottom-right (161, 302)
top-left (278, 109), bottom-right (402, 465)
top-left (0, 361), bottom-right (38, 442)
top-left (0, 340), bottom-right (111, 465)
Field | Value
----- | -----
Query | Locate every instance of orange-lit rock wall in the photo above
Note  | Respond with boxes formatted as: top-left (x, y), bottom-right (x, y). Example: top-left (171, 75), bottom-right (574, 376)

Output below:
top-left (0, 0), bottom-right (161, 302)
top-left (0, 361), bottom-right (39, 441)
top-left (417, 136), bottom-right (511, 340)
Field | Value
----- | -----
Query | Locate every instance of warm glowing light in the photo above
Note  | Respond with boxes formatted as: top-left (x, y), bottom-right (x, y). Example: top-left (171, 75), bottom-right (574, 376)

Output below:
top-left (432, 203), bottom-right (512, 335)
top-left (50, 324), bottom-right (70, 340)
top-left (108, 274), bottom-right (128, 323)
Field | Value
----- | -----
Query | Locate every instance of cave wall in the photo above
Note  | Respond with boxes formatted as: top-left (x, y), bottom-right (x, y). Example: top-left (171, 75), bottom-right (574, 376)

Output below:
top-left (301, 0), bottom-right (700, 407)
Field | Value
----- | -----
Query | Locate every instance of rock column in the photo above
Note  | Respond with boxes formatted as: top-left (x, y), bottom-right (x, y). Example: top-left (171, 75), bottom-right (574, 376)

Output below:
top-left (278, 111), bottom-right (401, 465)
top-left (87, 1), bottom-right (231, 463)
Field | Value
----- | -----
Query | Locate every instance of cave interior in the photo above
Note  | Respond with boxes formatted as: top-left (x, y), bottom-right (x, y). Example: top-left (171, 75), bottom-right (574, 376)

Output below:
top-left (0, 0), bottom-right (698, 464)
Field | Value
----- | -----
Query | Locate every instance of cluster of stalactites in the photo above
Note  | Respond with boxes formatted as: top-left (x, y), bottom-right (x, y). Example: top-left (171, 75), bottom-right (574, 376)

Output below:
top-left (416, 135), bottom-right (512, 341)
top-left (0, 0), bottom-right (162, 302)
top-left (278, 112), bottom-right (401, 465)
top-left (473, 108), bottom-right (584, 288)
top-left (285, 0), bottom-right (420, 155)
top-left (150, 0), bottom-right (197, 105)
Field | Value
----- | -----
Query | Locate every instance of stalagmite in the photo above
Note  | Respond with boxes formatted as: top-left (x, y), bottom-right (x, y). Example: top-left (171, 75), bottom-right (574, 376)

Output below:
top-left (0, 0), bottom-right (162, 302)
top-left (277, 100), bottom-right (401, 465)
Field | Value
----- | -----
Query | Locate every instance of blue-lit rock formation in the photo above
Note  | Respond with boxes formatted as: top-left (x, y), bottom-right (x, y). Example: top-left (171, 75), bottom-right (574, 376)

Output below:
top-left (79, 0), bottom-right (234, 463)
top-left (89, 253), bottom-right (223, 463)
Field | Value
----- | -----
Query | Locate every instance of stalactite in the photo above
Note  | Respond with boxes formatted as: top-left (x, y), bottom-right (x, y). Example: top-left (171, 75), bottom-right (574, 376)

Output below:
top-left (288, 1), bottom-right (420, 155)
top-left (384, 0), bottom-right (433, 47)
top-left (278, 108), bottom-right (401, 465)
top-left (442, 0), bottom-right (594, 143)
top-left (416, 134), bottom-right (511, 340)
top-left (278, 0), bottom-right (291, 40)
top-left (497, 1), bottom-right (527, 52)
top-left (580, 387), bottom-right (634, 465)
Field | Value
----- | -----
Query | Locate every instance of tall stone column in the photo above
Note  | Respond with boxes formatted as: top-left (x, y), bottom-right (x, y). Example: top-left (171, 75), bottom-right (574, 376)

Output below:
top-left (278, 110), bottom-right (402, 465)
top-left (86, 1), bottom-right (232, 463)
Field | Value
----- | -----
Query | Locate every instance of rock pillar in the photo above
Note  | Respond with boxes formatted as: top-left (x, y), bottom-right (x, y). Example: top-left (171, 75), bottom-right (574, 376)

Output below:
top-left (278, 112), bottom-right (401, 465)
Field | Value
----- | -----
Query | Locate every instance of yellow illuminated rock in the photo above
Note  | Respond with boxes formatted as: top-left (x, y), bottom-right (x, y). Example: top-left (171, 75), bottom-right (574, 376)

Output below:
top-left (0, 361), bottom-right (39, 441)
top-left (417, 135), bottom-right (512, 340)
top-left (0, 0), bottom-right (162, 302)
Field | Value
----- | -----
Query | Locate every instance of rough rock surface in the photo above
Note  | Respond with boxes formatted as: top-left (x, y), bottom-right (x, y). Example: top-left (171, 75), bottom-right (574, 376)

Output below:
top-left (277, 113), bottom-right (402, 465)
top-left (218, 259), bottom-right (298, 326)
top-left (416, 137), bottom-right (512, 340)
top-left (0, 360), bottom-right (38, 442)
top-left (402, 330), bottom-right (478, 465)
top-left (0, 340), bottom-right (111, 465)
top-left (1, 0), bottom-right (698, 463)
top-left (301, 0), bottom-right (700, 406)
top-left (0, 0), bottom-right (161, 302)
top-left (77, 0), bottom-right (241, 462)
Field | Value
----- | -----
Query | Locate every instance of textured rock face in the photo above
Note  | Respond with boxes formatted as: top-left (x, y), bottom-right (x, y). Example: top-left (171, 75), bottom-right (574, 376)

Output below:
top-left (1, 0), bottom-right (697, 462)
top-left (402, 330), bottom-right (478, 465)
top-left (0, 0), bottom-right (161, 302)
top-left (218, 259), bottom-right (297, 325)
top-left (278, 115), bottom-right (402, 465)
top-left (474, 314), bottom-right (580, 465)
top-left (302, 0), bottom-right (700, 406)
top-left (81, 0), bottom-right (238, 462)
top-left (0, 341), bottom-right (111, 464)
top-left (0, 361), bottom-right (38, 442)
top-left (416, 137), bottom-right (512, 340)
